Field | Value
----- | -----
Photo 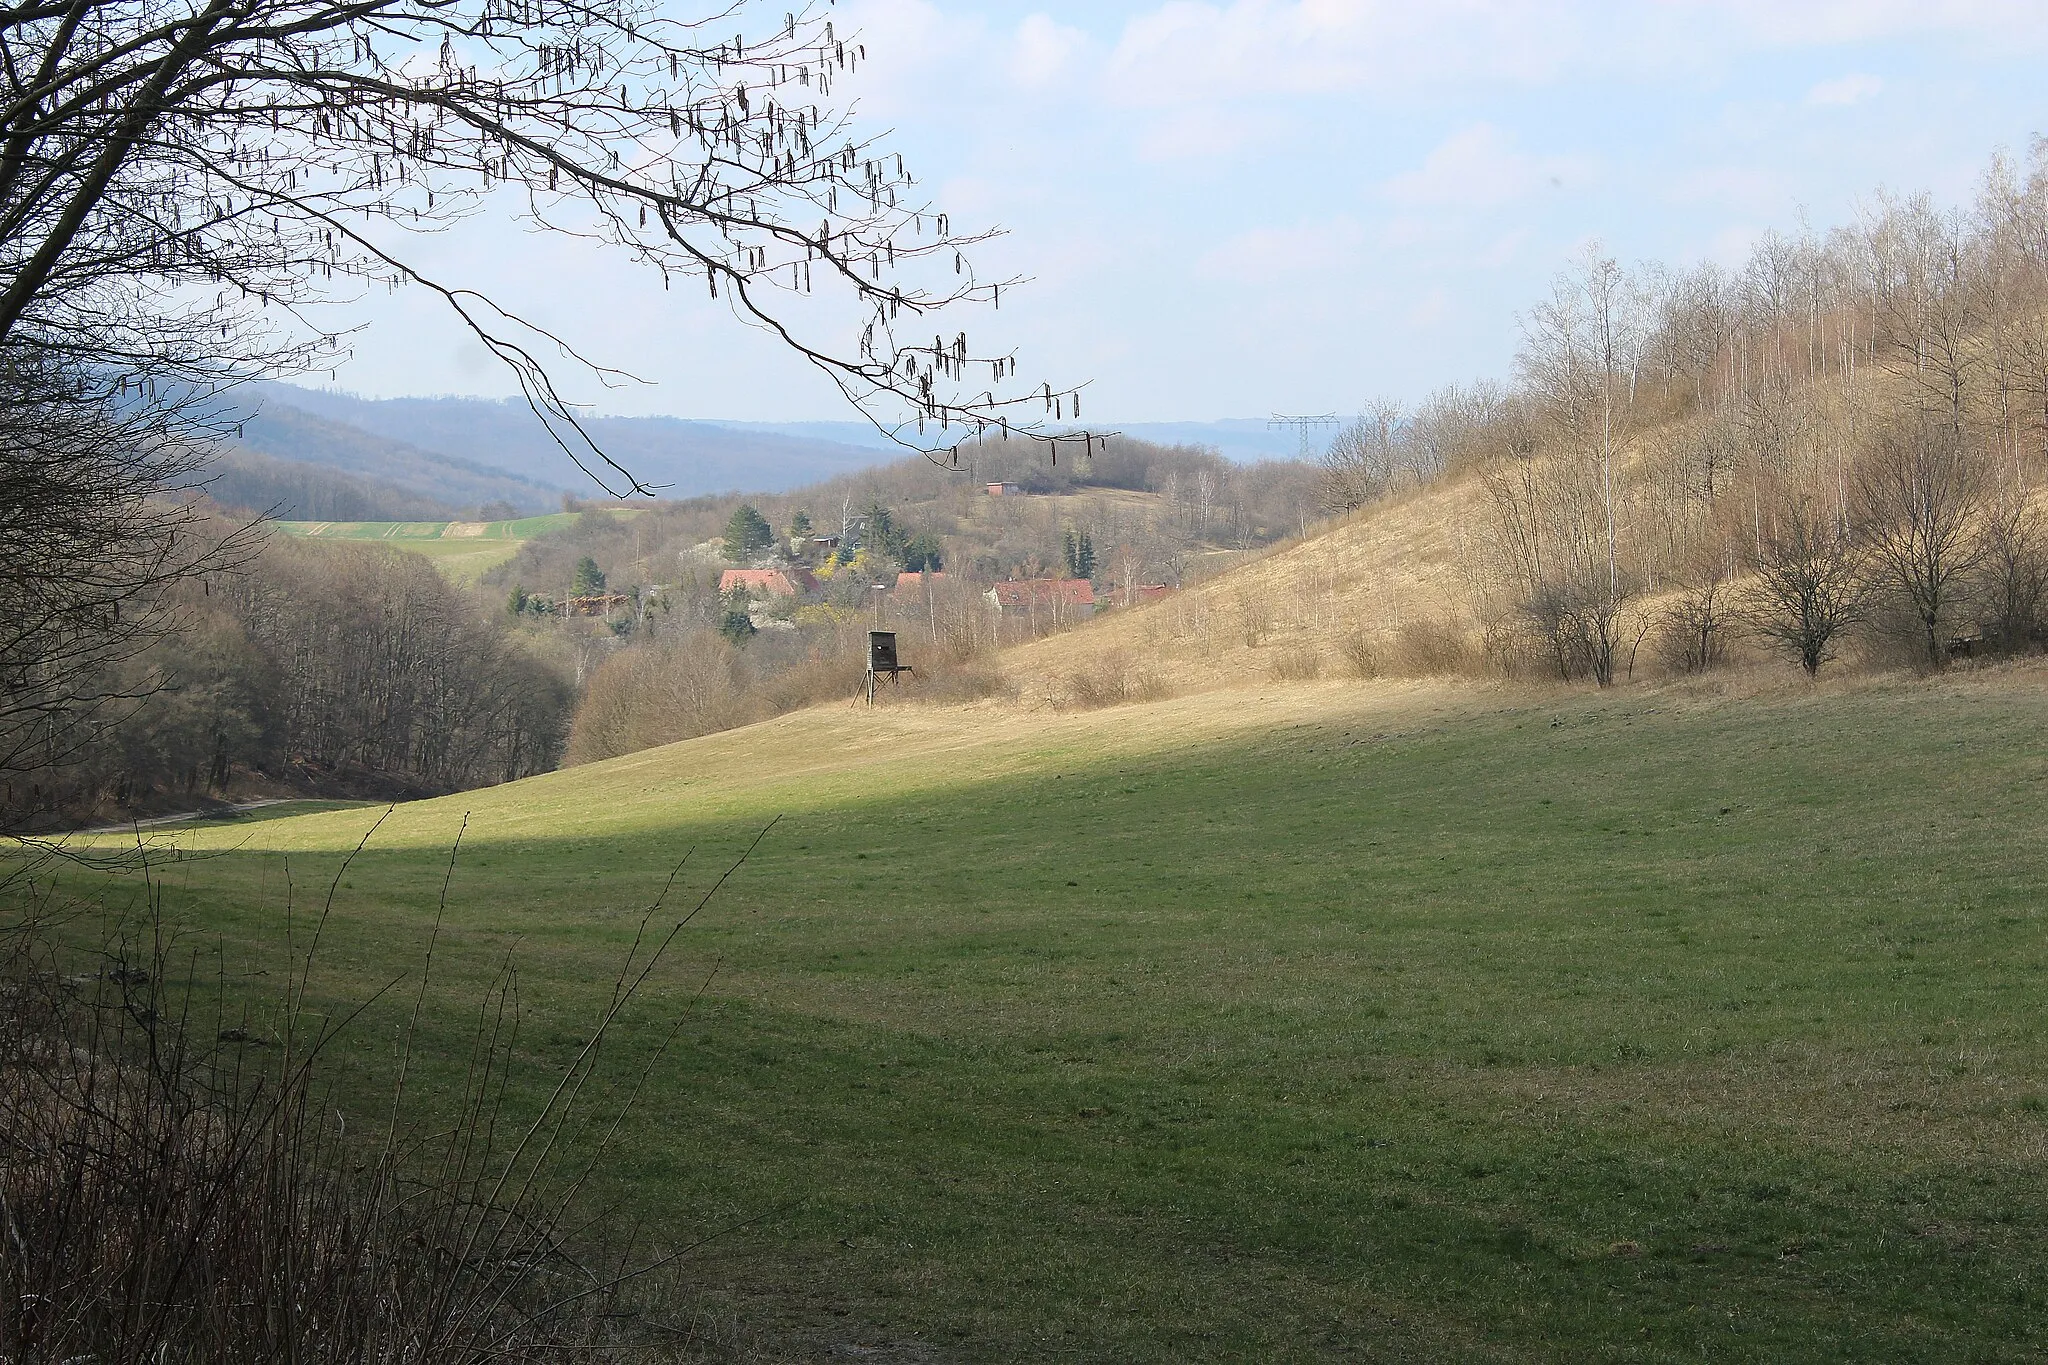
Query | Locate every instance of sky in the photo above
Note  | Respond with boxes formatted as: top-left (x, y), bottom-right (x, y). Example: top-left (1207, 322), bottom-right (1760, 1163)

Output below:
top-left (317, 0), bottom-right (2048, 423)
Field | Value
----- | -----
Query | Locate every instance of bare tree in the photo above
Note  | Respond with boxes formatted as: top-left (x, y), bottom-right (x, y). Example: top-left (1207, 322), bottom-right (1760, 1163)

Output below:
top-left (1747, 497), bottom-right (1865, 676)
top-left (1644, 259), bottom-right (1737, 409)
top-left (1974, 494), bottom-right (2048, 655)
top-left (1317, 399), bottom-right (1402, 513)
top-left (0, 0), bottom-right (1088, 476)
top-left (0, 366), bottom-right (259, 812)
top-left (1406, 381), bottom-right (1512, 479)
top-left (1192, 467), bottom-right (1217, 540)
top-left (1656, 559), bottom-right (1736, 674)
top-left (1863, 197), bottom-right (1985, 438)
top-left (1855, 424), bottom-right (1986, 668)
top-left (1509, 246), bottom-right (1648, 685)
top-left (1976, 143), bottom-right (2048, 483)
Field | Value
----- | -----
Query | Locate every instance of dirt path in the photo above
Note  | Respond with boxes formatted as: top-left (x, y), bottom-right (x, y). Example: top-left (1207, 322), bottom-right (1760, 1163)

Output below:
top-left (69, 798), bottom-right (293, 836)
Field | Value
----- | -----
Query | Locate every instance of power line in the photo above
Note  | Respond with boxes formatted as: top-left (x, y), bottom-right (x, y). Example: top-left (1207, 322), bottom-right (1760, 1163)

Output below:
top-left (1268, 412), bottom-right (1340, 460)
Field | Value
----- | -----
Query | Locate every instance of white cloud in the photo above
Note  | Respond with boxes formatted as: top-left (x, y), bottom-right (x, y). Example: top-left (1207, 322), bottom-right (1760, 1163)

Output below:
top-left (1805, 72), bottom-right (1884, 106)
top-left (1384, 125), bottom-right (1590, 209)
top-left (1196, 216), bottom-right (1366, 282)
top-left (1010, 14), bottom-right (1088, 88)
top-left (832, 0), bottom-right (988, 117)
top-left (1105, 1), bottom-right (1577, 107)
top-left (1102, 0), bottom-right (2047, 109)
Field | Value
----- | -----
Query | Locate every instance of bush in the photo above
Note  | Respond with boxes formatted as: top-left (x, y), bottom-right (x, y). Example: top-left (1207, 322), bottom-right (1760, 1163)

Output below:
top-left (1654, 571), bottom-right (1738, 675)
top-left (1385, 617), bottom-right (1474, 676)
top-left (1336, 630), bottom-right (1381, 679)
top-left (1060, 651), bottom-right (1171, 709)
top-left (1975, 498), bottom-right (2048, 655)
top-left (1269, 641), bottom-right (1324, 681)
top-left (566, 630), bottom-right (759, 763)
top-left (1234, 592), bottom-right (1273, 648)
top-left (1478, 616), bottom-right (1554, 680)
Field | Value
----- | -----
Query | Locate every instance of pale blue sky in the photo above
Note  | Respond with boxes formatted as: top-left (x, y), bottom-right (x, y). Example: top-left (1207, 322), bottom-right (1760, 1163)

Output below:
top-left (322, 0), bottom-right (2048, 422)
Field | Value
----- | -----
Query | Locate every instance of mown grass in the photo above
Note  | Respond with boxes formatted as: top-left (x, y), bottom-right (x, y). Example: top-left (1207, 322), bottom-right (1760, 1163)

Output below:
top-left (272, 511), bottom-right (646, 582)
top-left (24, 674), bottom-right (2048, 1361)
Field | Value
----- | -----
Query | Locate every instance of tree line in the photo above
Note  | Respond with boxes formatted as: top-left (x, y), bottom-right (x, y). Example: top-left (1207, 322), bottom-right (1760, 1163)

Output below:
top-left (6, 534), bottom-right (572, 826)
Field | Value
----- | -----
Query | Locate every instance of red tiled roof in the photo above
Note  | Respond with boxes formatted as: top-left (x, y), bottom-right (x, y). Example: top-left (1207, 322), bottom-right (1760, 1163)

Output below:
top-left (988, 578), bottom-right (1095, 608)
top-left (894, 571), bottom-right (947, 589)
top-left (719, 568), bottom-right (817, 596)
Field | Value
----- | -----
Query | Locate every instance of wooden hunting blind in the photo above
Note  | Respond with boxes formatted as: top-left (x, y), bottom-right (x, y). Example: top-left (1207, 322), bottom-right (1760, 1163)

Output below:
top-left (863, 630), bottom-right (912, 703)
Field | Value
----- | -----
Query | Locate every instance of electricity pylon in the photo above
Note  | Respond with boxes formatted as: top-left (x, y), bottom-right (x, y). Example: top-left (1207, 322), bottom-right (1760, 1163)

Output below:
top-left (1268, 412), bottom-right (1340, 459)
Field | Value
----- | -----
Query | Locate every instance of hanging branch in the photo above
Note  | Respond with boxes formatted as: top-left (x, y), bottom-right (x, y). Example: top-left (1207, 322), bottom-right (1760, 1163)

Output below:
top-left (0, 0), bottom-right (1106, 491)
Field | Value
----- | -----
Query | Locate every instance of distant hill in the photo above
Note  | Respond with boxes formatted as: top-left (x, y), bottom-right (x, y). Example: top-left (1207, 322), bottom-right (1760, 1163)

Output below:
top-left (723, 418), bottom-right (1314, 464)
top-left (232, 400), bottom-right (562, 513)
top-left (249, 385), bottom-right (892, 497)
top-left (218, 385), bottom-right (1321, 513)
top-left (203, 447), bottom-right (463, 521)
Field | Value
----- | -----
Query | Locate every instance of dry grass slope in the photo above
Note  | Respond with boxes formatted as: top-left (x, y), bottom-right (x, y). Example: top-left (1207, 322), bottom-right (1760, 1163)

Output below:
top-left (1004, 475), bottom-right (1491, 704)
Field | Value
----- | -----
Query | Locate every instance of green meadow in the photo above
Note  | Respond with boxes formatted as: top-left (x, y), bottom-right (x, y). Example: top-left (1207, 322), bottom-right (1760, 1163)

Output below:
top-left (30, 674), bottom-right (2048, 1361)
top-left (274, 511), bottom-right (642, 582)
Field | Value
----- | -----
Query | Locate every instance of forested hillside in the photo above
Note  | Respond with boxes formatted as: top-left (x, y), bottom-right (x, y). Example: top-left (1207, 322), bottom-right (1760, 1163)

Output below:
top-left (206, 447), bottom-right (461, 522)
top-left (231, 399), bottom-right (562, 513)
top-left (8, 426), bottom-right (1314, 824)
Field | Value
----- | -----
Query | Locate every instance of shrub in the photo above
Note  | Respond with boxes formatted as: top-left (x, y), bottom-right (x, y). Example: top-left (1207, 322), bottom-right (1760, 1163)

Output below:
top-left (1655, 570), bottom-right (1738, 675)
top-left (1269, 641), bottom-right (1324, 681)
top-left (1386, 617), bottom-right (1474, 676)
top-left (1336, 629), bottom-right (1381, 679)
top-left (1234, 592), bottom-right (1273, 648)
top-left (1061, 651), bottom-right (1171, 709)
top-left (1975, 498), bottom-right (2048, 656)
top-left (566, 630), bottom-right (759, 763)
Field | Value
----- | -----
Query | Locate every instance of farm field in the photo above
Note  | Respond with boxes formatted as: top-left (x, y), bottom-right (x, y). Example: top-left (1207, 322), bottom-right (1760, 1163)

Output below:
top-left (36, 670), bottom-right (2048, 1361)
top-left (275, 511), bottom-right (643, 582)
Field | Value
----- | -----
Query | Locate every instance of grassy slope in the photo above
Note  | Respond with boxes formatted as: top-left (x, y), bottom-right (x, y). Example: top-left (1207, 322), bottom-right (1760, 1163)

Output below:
top-left (272, 512), bottom-right (634, 583)
top-left (1002, 475), bottom-right (1487, 698)
top-left (39, 671), bottom-right (2048, 1361)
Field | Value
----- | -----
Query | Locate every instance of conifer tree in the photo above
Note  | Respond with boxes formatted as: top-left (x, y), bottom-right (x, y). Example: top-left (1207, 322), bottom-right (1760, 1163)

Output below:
top-left (724, 505), bottom-right (775, 562)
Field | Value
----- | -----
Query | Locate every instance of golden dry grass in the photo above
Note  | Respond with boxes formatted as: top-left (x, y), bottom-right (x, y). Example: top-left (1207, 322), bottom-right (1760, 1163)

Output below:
top-left (1001, 474), bottom-right (1493, 704)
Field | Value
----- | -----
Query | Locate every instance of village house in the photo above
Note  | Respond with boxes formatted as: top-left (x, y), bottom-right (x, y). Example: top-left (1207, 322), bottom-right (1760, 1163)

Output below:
top-left (986, 578), bottom-right (1096, 619)
top-left (985, 481), bottom-right (1021, 496)
top-left (719, 567), bottom-right (819, 597)
top-left (887, 569), bottom-right (947, 609)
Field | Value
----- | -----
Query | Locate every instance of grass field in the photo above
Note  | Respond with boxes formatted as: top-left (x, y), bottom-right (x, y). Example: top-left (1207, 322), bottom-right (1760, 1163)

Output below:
top-left (274, 511), bottom-right (641, 582)
top-left (29, 671), bottom-right (2048, 1360)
